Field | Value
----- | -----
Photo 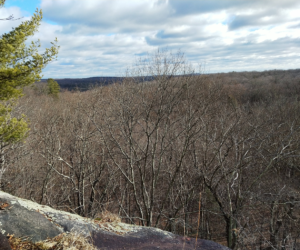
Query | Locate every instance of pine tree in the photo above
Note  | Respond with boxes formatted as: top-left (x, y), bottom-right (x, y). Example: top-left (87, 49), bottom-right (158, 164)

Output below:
top-left (0, 0), bottom-right (59, 187)
top-left (47, 78), bottom-right (60, 98)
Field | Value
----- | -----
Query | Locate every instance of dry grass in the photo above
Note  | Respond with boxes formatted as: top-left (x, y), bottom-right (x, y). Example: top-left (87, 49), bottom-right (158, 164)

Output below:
top-left (8, 232), bottom-right (98, 250)
top-left (94, 210), bottom-right (121, 223)
top-left (7, 211), bottom-right (121, 249)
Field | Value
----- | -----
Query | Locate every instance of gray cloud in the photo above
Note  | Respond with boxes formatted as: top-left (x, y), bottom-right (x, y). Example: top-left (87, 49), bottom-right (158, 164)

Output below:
top-left (145, 29), bottom-right (213, 46)
top-left (289, 22), bottom-right (300, 29)
top-left (168, 0), bottom-right (300, 15)
top-left (41, 0), bottom-right (173, 34)
top-left (168, 0), bottom-right (241, 15)
top-left (4, 0), bottom-right (299, 78)
top-left (227, 8), bottom-right (297, 30)
top-left (183, 36), bottom-right (300, 73)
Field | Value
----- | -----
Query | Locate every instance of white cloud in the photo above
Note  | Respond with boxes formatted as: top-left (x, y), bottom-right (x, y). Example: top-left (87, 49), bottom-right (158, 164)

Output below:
top-left (0, 6), bottom-right (27, 33)
top-left (2, 0), bottom-right (300, 78)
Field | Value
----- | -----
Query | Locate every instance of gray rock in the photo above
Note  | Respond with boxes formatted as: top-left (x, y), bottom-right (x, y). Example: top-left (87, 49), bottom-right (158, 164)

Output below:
top-left (0, 196), bottom-right (62, 242)
top-left (0, 233), bottom-right (11, 250)
top-left (0, 191), bottom-right (230, 249)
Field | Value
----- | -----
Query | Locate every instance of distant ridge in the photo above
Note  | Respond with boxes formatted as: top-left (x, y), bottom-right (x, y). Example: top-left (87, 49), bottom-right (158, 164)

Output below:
top-left (39, 77), bottom-right (123, 91)
top-left (38, 68), bottom-right (300, 92)
top-left (39, 76), bottom-right (159, 91)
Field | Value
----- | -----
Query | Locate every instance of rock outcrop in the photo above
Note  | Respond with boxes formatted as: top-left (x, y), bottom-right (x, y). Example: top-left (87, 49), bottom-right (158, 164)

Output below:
top-left (0, 232), bottom-right (11, 250)
top-left (0, 191), bottom-right (230, 250)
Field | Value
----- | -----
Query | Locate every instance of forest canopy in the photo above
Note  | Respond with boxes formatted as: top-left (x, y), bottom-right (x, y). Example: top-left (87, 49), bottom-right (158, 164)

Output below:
top-left (0, 0), bottom-right (58, 187)
top-left (2, 50), bottom-right (299, 250)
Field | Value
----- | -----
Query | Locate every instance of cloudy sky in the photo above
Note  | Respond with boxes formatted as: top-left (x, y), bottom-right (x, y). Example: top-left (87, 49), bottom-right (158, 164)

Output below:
top-left (1, 0), bottom-right (300, 78)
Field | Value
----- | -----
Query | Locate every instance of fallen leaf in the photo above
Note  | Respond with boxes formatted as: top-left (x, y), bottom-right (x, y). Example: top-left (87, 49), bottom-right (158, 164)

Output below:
top-left (0, 202), bottom-right (9, 210)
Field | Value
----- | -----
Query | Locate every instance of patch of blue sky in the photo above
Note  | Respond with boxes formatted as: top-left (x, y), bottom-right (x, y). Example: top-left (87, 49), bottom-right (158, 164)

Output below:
top-left (222, 15), bottom-right (235, 25)
top-left (249, 28), bottom-right (259, 32)
top-left (81, 32), bottom-right (114, 37)
top-left (5, 0), bottom-right (41, 15)
top-left (43, 19), bottom-right (58, 25)
top-left (60, 62), bottom-right (74, 66)
top-left (134, 52), bottom-right (148, 56)
top-left (266, 25), bottom-right (275, 30)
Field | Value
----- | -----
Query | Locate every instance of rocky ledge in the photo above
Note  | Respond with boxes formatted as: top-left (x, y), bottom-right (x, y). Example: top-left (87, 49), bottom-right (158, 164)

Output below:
top-left (0, 191), bottom-right (230, 250)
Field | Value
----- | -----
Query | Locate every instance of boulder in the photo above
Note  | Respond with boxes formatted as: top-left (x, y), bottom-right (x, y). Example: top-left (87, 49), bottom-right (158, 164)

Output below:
top-left (0, 232), bottom-right (11, 250)
top-left (0, 191), bottom-right (230, 250)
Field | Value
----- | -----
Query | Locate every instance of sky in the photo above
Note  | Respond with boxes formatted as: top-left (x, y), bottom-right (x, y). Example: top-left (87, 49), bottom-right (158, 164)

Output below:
top-left (0, 0), bottom-right (300, 78)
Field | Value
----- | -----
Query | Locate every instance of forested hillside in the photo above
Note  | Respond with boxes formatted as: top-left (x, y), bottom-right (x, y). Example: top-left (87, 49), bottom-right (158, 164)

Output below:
top-left (38, 77), bottom-right (123, 91)
top-left (3, 53), bottom-right (300, 250)
top-left (38, 68), bottom-right (300, 93)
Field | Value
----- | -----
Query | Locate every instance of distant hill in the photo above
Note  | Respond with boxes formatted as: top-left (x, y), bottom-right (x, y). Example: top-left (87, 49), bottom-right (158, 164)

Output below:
top-left (38, 69), bottom-right (300, 92)
top-left (38, 76), bottom-right (159, 91)
top-left (39, 77), bottom-right (124, 91)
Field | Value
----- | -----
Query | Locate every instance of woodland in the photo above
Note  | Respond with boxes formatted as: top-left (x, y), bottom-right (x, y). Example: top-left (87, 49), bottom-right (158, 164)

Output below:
top-left (1, 0), bottom-right (300, 249)
top-left (2, 52), bottom-right (300, 250)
